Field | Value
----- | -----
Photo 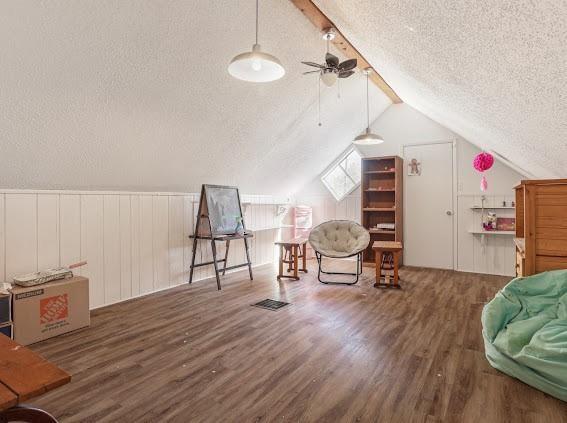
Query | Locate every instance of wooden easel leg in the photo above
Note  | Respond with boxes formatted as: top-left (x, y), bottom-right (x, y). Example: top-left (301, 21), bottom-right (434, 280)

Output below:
top-left (222, 240), bottom-right (230, 276)
top-left (210, 240), bottom-right (221, 290)
top-left (244, 237), bottom-right (254, 281)
top-left (188, 237), bottom-right (198, 284)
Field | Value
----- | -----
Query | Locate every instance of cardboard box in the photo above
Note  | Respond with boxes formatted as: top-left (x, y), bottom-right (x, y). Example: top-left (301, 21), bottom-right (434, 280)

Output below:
top-left (11, 276), bottom-right (89, 345)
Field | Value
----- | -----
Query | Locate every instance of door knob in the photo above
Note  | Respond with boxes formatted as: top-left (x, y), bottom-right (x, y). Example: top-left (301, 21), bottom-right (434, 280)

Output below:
top-left (446, 210), bottom-right (453, 216)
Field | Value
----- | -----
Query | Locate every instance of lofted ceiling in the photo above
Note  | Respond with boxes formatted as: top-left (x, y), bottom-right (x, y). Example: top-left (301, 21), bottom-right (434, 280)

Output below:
top-left (0, 0), bottom-right (391, 195)
top-left (314, 0), bottom-right (567, 179)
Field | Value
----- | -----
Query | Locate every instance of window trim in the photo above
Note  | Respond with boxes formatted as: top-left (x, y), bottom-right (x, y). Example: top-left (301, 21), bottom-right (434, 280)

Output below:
top-left (321, 147), bottom-right (362, 202)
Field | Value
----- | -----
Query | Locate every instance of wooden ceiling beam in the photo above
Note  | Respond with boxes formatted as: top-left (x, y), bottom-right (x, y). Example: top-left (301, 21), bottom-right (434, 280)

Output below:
top-left (290, 0), bottom-right (402, 104)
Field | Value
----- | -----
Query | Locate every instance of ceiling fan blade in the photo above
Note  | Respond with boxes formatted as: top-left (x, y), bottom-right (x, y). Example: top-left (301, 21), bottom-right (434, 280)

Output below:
top-left (338, 58), bottom-right (357, 71)
top-left (303, 70), bottom-right (321, 75)
top-left (338, 70), bottom-right (355, 78)
top-left (325, 53), bottom-right (339, 68)
top-left (301, 61), bottom-right (325, 69)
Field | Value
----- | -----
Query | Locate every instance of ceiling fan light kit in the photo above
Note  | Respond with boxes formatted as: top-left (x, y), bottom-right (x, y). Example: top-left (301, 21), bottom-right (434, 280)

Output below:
top-left (353, 68), bottom-right (384, 145)
top-left (228, 0), bottom-right (284, 82)
top-left (320, 69), bottom-right (338, 87)
top-left (301, 27), bottom-right (357, 87)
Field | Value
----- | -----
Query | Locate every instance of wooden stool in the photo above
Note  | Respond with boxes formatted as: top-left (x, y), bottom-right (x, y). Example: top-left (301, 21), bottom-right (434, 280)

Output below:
top-left (372, 241), bottom-right (403, 288)
top-left (275, 237), bottom-right (308, 281)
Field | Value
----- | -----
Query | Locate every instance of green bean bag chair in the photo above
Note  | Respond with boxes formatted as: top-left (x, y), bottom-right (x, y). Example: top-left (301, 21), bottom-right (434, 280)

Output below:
top-left (482, 270), bottom-right (567, 402)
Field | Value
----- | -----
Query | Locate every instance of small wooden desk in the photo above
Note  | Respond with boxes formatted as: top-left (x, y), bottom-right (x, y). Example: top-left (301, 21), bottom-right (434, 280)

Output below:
top-left (275, 237), bottom-right (308, 281)
top-left (0, 334), bottom-right (70, 422)
top-left (373, 241), bottom-right (403, 288)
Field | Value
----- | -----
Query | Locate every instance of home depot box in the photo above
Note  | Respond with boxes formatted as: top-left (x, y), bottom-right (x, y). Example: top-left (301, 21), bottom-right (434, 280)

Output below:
top-left (11, 276), bottom-right (89, 345)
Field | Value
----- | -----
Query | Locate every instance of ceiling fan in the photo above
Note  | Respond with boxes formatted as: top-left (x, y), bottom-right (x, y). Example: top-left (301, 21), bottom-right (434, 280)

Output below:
top-left (302, 28), bottom-right (357, 87)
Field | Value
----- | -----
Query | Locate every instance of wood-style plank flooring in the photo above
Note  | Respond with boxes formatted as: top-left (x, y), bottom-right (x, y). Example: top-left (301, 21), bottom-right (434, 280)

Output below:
top-left (31, 261), bottom-right (567, 422)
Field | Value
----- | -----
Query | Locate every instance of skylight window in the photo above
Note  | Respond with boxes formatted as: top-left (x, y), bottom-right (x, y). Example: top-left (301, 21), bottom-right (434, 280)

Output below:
top-left (321, 148), bottom-right (362, 201)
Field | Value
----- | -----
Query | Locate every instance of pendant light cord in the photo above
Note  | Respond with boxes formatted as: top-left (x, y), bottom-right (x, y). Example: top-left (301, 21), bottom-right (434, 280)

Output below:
top-left (255, 0), bottom-right (259, 45)
top-left (366, 71), bottom-right (370, 128)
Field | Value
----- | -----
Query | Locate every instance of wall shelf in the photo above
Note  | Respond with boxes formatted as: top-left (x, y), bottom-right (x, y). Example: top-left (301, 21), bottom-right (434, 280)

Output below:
top-left (469, 230), bottom-right (515, 235)
top-left (470, 206), bottom-right (515, 210)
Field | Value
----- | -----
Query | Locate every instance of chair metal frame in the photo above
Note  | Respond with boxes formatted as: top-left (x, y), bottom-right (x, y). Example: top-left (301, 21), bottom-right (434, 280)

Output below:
top-left (315, 250), bottom-right (363, 285)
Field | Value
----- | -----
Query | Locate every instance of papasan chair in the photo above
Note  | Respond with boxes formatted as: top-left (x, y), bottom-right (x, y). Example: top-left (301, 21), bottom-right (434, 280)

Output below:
top-left (308, 220), bottom-right (370, 285)
top-left (481, 269), bottom-right (567, 402)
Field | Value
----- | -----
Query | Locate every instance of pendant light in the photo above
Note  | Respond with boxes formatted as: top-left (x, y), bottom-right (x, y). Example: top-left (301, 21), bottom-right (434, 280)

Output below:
top-left (353, 68), bottom-right (384, 145)
top-left (228, 0), bottom-right (285, 82)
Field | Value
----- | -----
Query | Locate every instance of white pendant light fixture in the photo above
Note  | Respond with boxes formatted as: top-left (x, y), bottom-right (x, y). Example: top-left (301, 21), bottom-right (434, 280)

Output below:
top-left (353, 68), bottom-right (384, 145)
top-left (228, 0), bottom-right (285, 82)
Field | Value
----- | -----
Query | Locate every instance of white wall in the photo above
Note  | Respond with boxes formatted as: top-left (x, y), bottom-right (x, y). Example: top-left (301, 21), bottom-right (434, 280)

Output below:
top-left (296, 103), bottom-right (523, 276)
top-left (0, 190), bottom-right (287, 309)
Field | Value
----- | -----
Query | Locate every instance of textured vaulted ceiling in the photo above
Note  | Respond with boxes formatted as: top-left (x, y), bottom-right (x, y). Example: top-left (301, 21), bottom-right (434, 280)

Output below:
top-left (315, 0), bottom-right (567, 179)
top-left (0, 0), bottom-right (391, 194)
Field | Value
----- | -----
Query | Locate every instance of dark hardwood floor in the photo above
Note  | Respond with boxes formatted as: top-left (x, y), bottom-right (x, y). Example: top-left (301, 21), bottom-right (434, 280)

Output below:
top-left (30, 261), bottom-right (567, 422)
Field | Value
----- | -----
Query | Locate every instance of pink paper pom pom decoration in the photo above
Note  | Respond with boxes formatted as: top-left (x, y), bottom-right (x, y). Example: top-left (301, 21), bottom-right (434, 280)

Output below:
top-left (473, 152), bottom-right (494, 192)
top-left (473, 152), bottom-right (494, 172)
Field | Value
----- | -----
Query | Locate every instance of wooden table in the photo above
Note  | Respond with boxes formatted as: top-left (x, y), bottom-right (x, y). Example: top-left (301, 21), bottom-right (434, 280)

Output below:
top-left (373, 241), bottom-right (403, 289)
top-left (0, 334), bottom-right (70, 422)
top-left (275, 237), bottom-right (308, 281)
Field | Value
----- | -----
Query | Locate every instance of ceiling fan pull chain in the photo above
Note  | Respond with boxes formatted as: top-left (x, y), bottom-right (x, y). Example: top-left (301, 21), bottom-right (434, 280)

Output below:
top-left (366, 71), bottom-right (370, 127)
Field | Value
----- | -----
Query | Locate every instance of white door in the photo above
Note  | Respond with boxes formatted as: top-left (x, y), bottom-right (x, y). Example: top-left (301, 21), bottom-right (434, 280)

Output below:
top-left (403, 142), bottom-right (454, 269)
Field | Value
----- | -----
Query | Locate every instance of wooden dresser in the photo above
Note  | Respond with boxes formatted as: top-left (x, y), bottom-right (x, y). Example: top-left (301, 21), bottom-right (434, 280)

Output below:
top-left (514, 179), bottom-right (567, 277)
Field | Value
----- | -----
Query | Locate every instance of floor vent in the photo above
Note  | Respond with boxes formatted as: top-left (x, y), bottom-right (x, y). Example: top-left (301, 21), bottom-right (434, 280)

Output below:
top-left (252, 299), bottom-right (289, 311)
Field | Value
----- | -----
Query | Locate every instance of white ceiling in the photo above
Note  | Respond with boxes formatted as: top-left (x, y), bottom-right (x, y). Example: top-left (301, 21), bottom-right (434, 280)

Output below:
top-left (315, 0), bottom-right (567, 179)
top-left (0, 0), bottom-right (391, 194)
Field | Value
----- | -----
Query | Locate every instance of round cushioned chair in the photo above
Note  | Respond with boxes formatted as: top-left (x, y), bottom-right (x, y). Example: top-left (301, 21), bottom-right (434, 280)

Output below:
top-left (308, 220), bottom-right (370, 285)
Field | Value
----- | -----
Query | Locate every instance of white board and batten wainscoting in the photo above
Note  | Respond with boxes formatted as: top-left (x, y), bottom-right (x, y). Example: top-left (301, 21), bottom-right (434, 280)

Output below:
top-left (0, 191), bottom-right (289, 309)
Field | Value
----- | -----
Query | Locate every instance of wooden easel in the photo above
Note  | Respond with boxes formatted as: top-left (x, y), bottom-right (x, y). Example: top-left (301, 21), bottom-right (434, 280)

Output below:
top-left (188, 185), bottom-right (253, 290)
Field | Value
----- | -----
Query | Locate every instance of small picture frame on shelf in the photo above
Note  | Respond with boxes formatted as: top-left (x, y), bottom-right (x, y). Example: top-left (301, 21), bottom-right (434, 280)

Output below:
top-left (496, 217), bottom-right (515, 231)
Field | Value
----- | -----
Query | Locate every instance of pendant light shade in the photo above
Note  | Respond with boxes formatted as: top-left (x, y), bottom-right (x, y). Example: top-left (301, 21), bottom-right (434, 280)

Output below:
top-left (353, 68), bottom-right (384, 145)
top-left (228, 0), bottom-right (284, 82)
top-left (353, 128), bottom-right (384, 145)
top-left (228, 44), bottom-right (285, 82)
